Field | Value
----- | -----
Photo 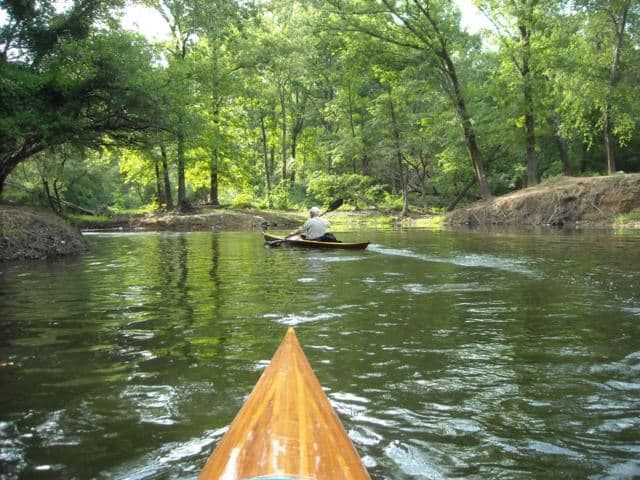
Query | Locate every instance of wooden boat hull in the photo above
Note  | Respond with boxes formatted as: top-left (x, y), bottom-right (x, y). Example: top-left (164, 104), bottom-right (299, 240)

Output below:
top-left (264, 233), bottom-right (370, 250)
top-left (199, 328), bottom-right (371, 480)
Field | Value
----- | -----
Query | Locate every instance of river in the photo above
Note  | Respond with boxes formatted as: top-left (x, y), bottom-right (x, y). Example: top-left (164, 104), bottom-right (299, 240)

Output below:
top-left (1, 228), bottom-right (639, 479)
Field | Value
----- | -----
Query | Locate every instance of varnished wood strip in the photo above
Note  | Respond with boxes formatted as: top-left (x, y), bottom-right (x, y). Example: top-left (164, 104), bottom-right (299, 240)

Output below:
top-left (199, 328), bottom-right (370, 480)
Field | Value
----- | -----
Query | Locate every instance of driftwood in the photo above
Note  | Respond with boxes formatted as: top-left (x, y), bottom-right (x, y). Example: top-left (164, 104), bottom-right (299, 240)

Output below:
top-left (60, 200), bottom-right (97, 216)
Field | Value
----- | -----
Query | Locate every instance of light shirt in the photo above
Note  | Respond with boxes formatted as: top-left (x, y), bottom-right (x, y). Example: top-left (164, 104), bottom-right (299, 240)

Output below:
top-left (300, 216), bottom-right (330, 239)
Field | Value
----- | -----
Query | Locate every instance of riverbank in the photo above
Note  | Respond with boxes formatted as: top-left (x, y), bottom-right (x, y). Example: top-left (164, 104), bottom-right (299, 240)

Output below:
top-left (0, 205), bottom-right (89, 261)
top-left (2, 174), bottom-right (639, 260)
top-left (445, 174), bottom-right (640, 227)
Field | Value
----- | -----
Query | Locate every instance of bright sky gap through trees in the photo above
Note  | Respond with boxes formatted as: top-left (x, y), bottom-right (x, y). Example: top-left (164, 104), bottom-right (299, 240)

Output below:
top-left (119, 0), bottom-right (490, 41)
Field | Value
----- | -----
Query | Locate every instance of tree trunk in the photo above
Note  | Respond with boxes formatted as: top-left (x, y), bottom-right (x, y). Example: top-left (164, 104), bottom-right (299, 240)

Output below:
top-left (260, 115), bottom-right (272, 206)
top-left (53, 179), bottom-right (63, 213)
top-left (210, 104), bottom-right (221, 206)
top-left (209, 148), bottom-right (219, 207)
top-left (347, 86), bottom-right (358, 174)
top-left (177, 132), bottom-right (187, 211)
top-left (388, 86), bottom-right (409, 217)
top-left (446, 177), bottom-right (476, 212)
top-left (270, 146), bottom-right (275, 178)
top-left (0, 143), bottom-right (46, 199)
top-left (154, 157), bottom-right (165, 206)
top-left (442, 50), bottom-right (492, 199)
top-left (603, 108), bottom-right (616, 174)
top-left (463, 120), bottom-right (491, 199)
top-left (552, 112), bottom-right (571, 175)
top-left (280, 85), bottom-right (287, 182)
top-left (290, 133), bottom-right (297, 184)
top-left (160, 145), bottom-right (174, 210)
top-left (42, 179), bottom-right (58, 213)
top-left (603, 0), bottom-right (630, 174)
top-left (290, 89), bottom-right (306, 183)
top-left (360, 116), bottom-right (370, 175)
top-left (519, 24), bottom-right (538, 187)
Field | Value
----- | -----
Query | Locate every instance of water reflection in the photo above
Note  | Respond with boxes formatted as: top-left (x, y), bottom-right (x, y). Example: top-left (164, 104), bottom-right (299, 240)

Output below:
top-left (0, 230), bottom-right (639, 479)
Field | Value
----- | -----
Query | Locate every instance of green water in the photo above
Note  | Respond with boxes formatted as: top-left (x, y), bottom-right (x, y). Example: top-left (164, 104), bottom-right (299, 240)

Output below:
top-left (1, 229), bottom-right (639, 479)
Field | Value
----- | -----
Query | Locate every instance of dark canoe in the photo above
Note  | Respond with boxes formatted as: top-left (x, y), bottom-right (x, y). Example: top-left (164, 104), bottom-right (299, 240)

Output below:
top-left (264, 233), bottom-right (370, 250)
top-left (199, 328), bottom-right (371, 480)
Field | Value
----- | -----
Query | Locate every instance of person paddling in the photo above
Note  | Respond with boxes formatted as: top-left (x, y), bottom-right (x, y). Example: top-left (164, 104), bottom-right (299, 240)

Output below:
top-left (289, 206), bottom-right (339, 242)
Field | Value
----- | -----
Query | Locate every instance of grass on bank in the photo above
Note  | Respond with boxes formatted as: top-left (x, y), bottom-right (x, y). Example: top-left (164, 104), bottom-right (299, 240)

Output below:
top-left (614, 208), bottom-right (640, 225)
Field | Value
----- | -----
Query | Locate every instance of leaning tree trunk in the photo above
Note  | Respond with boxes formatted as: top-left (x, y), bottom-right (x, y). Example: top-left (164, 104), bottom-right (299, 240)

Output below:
top-left (442, 50), bottom-right (492, 199)
top-left (446, 177), bottom-right (476, 212)
top-left (289, 89), bottom-right (306, 184)
top-left (260, 116), bottom-right (272, 205)
top-left (0, 143), bottom-right (46, 199)
top-left (462, 119), bottom-right (491, 200)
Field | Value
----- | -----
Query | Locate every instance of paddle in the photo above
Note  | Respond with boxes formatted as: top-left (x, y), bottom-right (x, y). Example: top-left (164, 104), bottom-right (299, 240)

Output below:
top-left (266, 198), bottom-right (344, 247)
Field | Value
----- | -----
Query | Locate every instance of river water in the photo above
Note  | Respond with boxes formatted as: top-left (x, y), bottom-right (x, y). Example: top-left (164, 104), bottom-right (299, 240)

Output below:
top-left (1, 228), bottom-right (639, 479)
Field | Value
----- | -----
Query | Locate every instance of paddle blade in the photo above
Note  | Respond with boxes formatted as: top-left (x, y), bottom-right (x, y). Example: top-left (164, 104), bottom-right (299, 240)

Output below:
top-left (326, 198), bottom-right (343, 214)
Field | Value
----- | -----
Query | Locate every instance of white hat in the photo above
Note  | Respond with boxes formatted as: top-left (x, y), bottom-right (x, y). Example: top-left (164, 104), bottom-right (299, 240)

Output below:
top-left (309, 206), bottom-right (321, 217)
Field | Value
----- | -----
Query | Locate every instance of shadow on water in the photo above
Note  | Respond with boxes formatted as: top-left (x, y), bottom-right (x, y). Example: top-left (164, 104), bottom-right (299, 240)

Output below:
top-left (0, 229), bottom-right (639, 479)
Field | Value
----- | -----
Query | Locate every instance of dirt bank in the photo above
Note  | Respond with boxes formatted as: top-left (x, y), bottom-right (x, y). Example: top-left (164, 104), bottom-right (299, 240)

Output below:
top-left (445, 174), bottom-right (640, 227)
top-left (0, 205), bottom-right (88, 261)
top-left (0, 206), bottom-right (304, 261)
top-left (127, 208), bottom-right (303, 232)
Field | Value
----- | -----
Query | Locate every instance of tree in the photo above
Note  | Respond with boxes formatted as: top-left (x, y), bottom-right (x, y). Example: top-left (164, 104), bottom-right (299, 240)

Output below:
top-left (543, 0), bottom-right (639, 176)
top-left (0, 0), bottom-right (159, 197)
top-left (578, 0), bottom-right (636, 174)
top-left (192, 0), bottom-right (247, 205)
top-left (325, 0), bottom-right (493, 199)
top-left (477, 0), bottom-right (556, 186)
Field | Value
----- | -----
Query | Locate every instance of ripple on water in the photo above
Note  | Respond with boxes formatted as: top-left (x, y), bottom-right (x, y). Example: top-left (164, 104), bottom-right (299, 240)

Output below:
top-left (527, 440), bottom-right (583, 458)
top-left (297, 277), bottom-right (317, 283)
top-left (308, 254), bottom-right (368, 263)
top-left (104, 426), bottom-right (226, 479)
top-left (601, 460), bottom-right (640, 479)
top-left (272, 311), bottom-right (343, 326)
top-left (0, 421), bottom-right (27, 479)
top-left (120, 385), bottom-right (179, 425)
top-left (348, 424), bottom-right (383, 447)
top-left (406, 282), bottom-right (492, 295)
top-left (595, 416), bottom-right (640, 434)
top-left (35, 410), bottom-right (82, 447)
top-left (384, 439), bottom-right (444, 479)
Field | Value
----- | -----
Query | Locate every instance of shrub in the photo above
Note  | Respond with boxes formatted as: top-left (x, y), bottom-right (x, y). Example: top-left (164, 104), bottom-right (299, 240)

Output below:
top-left (231, 193), bottom-right (254, 209)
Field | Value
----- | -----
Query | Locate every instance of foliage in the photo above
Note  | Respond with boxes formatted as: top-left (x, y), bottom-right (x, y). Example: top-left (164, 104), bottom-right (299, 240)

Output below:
top-left (0, 10), bottom-right (160, 194)
top-left (230, 192), bottom-right (255, 209)
top-left (306, 172), bottom-right (383, 208)
top-left (1, 0), bottom-right (639, 213)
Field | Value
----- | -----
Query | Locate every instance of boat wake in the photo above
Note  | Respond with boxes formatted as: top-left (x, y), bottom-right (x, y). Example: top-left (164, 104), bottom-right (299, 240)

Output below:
top-left (367, 244), bottom-right (538, 277)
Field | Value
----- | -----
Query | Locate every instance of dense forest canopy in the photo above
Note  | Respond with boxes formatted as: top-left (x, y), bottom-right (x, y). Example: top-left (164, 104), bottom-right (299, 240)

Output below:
top-left (1, 0), bottom-right (638, 214)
